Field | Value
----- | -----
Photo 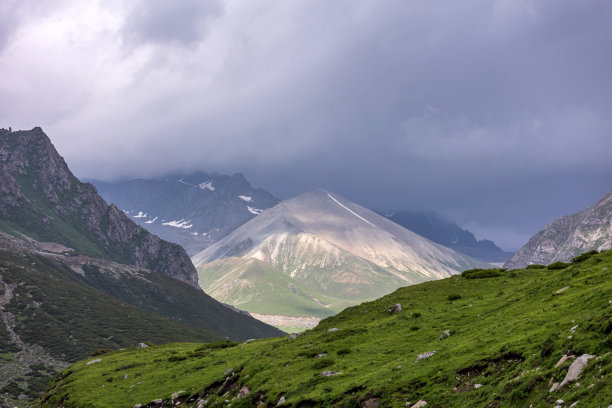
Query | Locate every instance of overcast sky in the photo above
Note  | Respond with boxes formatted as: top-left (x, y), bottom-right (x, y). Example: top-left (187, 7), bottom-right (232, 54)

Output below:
top-left (1, 0), bottom-right (611, 250)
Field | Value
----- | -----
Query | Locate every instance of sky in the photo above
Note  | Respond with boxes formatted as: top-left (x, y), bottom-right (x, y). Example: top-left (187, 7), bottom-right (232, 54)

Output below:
top-left (1, 0), bottom-right (611, 251)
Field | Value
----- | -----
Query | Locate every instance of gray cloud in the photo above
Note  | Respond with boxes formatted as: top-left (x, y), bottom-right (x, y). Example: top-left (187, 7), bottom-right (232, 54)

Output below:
top-left (122, 0), bottom-right (223, 46)
top-left (0, 0), bottom-right (611, 250)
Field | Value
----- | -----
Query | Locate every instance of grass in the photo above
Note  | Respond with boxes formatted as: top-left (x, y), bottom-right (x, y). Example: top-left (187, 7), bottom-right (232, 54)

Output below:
top-left (35, 249), bottom-right (612, 407)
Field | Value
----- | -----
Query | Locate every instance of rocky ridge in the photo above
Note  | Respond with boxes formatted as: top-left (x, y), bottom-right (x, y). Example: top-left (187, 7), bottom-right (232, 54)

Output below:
top-left (0, 127), bottom-right (198, 286)
top-left (504, 189), bottom-right (612, 269)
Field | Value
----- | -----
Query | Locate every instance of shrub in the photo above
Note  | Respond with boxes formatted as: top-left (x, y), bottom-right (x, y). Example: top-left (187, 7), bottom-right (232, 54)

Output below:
top-left (526, 264), bottom-right (546, 269)
top-left (547, 261), bottom-right (571, 270)
top-left (461, 269), bottom-right (503, 279)
top-left (571, 250), bottom-right (599, 264)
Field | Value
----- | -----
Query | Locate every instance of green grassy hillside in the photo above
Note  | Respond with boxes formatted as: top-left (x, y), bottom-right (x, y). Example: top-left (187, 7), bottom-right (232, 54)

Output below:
top-left (35, 250), bottom-right (612, 407)
top-left (198, 258), bottom-right (337, 318)
top-left (0, 248), bottom-right (221, 408)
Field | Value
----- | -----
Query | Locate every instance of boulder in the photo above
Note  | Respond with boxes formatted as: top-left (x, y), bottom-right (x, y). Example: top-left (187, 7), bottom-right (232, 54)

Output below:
top-left (554, 354), bottom-right (576, 368)
top-left (321, 370), bottom-right (341, 376)
top-left (288, 333), bottom-right (300, 340)
top-left (415, 351), bottom-right (436, 362)
top-left (327, 328), bottom-right (339, 332)
top-left (136, 342), bottom-right (149, 348)
top-left (237, 386), bottom-right (250, 399)
top-left (411, 401), bottom-right (427, 408)
top-left (559, 354), bottom-right (594, 389)
top-left (439, 330), bottom-right (451, 340)
top-left (315, 353), bottom-right (328, 358)
top-left (361, 398), bottom-right (381, 408)
top-left (276, 395), bottom-right (286, 406)
top-left (386, 304), bottom-right (402, 314)
top-left (171, 391), bottom-right (187, 400)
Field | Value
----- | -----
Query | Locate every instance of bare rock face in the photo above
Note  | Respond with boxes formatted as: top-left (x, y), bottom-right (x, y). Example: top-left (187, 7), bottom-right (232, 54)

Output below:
top-left (0, 127), bottom-right (198, 287)
top-left (504, 190), bottom-right (612, 269)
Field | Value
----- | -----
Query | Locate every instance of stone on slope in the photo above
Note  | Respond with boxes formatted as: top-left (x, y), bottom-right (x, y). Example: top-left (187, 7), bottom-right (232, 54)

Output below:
top-left (559, 354), bottom-right (594, 389)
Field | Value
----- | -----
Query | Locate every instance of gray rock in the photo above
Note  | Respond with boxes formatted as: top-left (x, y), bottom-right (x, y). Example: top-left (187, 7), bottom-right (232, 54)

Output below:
top-left (569, 402), bottom-right (578, 408)
top-left (133, 405), bottom-right (142, 408)
top-left (171, 391), bottom-right (187, 400)
top-left (86, 358), bottom-right (102, 365)
top-left (237, 386), bottom-right (250, 399)
top-left (503, 190), bottom-right (612, 269)
top-left (361, 398), bottom-right (381, 408)
top-left (556, 400), bottom-right (564, 405)
top-left (439, 330), bottom-right (451, 340)
top-left (277, 395), bottom-right (286, 406)
top-left (244, 338), bottom-right (256, 344)
top-left (321, 370), bottom-right (341, 376)
top-left (288, 333), bottom-right (300, 339)
top-left (223, 368), bottom-right (233, 375)
top-left (315, 353), bottom-right (328, 359)
top-left (415, 351), bottom-right (436, 362)
top-left (559, 354), bottom-right (594, 389)
top-left (151, 399), bottom-right (163, 405)
top-left (137, 342), bottom-right (149, 348)
top-left (411, 401), bottom-right (427, 408)
top-left (474, 384), bottom-right (483, 389)
top-left (555, 354), bottom-right (576, 368)
top-left (550, 382), bottom-right (559, 393)
top-left (327, 328), bottom-right (339, 332)
top-left (386, 304), bottom-right (402, 314)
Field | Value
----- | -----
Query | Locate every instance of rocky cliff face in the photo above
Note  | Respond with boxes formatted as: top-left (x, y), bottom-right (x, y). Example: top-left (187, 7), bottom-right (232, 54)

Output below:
top-left (0, 127), bottom-right (198, 287)
top-left (504, 189), bottom-right (612, 269)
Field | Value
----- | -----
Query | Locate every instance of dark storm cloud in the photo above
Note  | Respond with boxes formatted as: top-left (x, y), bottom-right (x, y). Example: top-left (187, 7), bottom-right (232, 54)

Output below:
top-left (0, 0), bottom-right (611, 250)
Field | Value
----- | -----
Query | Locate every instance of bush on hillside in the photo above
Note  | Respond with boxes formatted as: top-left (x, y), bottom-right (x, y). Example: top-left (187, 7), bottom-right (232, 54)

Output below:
top-left (462, 268), bottom-right (503, 279)
top-left (571, 250), bottom-right (599, 264)
top-left (526, 264), bottom-right (546, 269)
top-left (547, 261), bottom-right (571, 270)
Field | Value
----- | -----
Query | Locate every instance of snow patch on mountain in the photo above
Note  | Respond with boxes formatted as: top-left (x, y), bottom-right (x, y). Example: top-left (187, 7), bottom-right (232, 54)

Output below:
top-left (145, 216), bottom-right (158, 224)
top-left (238, 195), bottom-right (253, 202)
top-left (247, 206), bottom-right (263, 215)
top-left (162, 219), bottom-right (193, 229)
top-left (199, 180), bottom-right (215, 191)
top-left (133, 211), bottom-right (147, 218)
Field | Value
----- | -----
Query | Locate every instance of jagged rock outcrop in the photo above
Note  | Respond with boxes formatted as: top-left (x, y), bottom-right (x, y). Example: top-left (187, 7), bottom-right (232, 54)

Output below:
top-left (504, 189), bottom-right (612, 269)
top-left (0, 127), bottom-right (198, 286)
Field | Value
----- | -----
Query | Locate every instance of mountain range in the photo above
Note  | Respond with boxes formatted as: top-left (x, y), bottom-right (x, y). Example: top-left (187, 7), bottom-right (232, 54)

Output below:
top-left (193, 189), bottom-right (490, 330)
top-left (383, 211), bottom-right (513, 263)
top-left (504, 188), bottom-right (612, 269)
top-left (0, 127), bottom-right (282, 407)
top-left (92, 174), bottom-right (279, 255)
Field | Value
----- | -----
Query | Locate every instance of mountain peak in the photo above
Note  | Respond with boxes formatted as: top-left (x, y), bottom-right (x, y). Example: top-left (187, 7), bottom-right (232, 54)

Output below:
top-left (504, 188), bottom-right (612, 269)
top-left (0, 127), bottom-right (200, 287)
